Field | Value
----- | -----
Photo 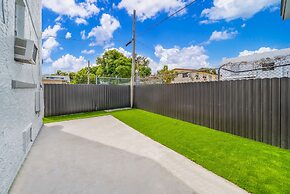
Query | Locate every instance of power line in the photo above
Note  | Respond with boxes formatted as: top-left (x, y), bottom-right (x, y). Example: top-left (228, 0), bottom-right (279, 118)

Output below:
top-left (138, 0), bottom-right (197, 36)
top-left (44, 36), bottom-right (131, 47)
top-left (136, 39), bottom-right (153, 50)
top-left (43, 35), bottom-right (87, 42)
top-left (126, 0), bottom-right (198, 47)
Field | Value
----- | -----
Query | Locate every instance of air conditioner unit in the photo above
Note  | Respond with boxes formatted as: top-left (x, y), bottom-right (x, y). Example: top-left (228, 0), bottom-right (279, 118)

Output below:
top-left (14, 37), bottom-right (38, 64)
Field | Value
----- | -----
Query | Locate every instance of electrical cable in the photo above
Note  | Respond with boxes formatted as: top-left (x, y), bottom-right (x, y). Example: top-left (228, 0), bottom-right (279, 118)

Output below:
top-left (125, 0), bottom-right (197, 47)
top-left (138, 0), bottom-right (197, 36)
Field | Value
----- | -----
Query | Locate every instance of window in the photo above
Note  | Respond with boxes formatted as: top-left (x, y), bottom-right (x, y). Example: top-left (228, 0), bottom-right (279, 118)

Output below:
top-left (262, 62), bottom-right (275, 71)
top-left (15, 0), bottom-right (25, 37)
top-left (195, 74), bottom-right (199, 80)
top-left (182, 73), bottom-right (189, 78)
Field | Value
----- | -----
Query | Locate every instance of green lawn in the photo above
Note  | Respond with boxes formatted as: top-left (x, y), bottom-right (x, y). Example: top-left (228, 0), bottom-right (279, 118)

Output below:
top-left (44, 109), bottom-right (290, 194)
top-left (43, 111), bottom-right (109, 123)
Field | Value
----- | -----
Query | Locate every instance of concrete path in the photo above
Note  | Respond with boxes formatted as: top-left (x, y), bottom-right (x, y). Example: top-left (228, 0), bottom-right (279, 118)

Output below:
top-left (10, 116), bottom-right (247, 194)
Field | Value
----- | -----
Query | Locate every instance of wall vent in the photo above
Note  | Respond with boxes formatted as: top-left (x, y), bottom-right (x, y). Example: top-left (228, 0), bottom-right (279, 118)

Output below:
top-left (22, 123), bottom-right (33, 153)
top-left (14, 37), bottom-right (38, 64)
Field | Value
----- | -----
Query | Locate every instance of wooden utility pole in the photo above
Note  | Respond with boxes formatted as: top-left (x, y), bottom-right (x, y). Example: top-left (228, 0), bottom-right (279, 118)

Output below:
top-left (130, 10), bottom-right (136, 108)
top-left (87, 60), bottom-right (90, 84)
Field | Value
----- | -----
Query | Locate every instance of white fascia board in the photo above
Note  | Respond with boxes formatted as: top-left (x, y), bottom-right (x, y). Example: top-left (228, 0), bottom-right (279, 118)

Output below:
top-left (281, 0), bottom-right (290, 20)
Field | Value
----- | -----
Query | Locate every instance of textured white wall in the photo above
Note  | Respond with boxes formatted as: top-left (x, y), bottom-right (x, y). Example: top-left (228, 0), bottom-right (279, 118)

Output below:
top-left (0, 0), bottom-right (43, 194)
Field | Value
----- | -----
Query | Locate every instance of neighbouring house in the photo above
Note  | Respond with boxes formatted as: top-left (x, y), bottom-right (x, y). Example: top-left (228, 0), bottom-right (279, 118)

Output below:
top-left (220, 48), bottom-right (290, 81)
top-left (172, 68), bottom-right (218, 83)
top-left (281, 0), bottom-right (290, 20)
top-left (42, 75), bottom-right (71, 84)
top-left (139, 76), bottom-right (163, 85)
top-left (0, 0), bottom-right (42, 194)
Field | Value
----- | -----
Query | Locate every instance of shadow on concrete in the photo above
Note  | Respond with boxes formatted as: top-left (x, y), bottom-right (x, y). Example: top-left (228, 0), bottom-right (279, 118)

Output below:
top-left (10, 124), bottom-right (195, 194)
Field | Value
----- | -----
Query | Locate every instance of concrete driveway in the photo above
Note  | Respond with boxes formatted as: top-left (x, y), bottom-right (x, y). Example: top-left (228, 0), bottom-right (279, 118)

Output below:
top-left (10, 116), bottom-right (247, 194)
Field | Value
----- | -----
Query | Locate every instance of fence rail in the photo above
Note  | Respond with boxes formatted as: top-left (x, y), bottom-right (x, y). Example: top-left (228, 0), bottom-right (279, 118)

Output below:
top-left (134, 78), bottom-right (290, 149)
top-left (44, 84), bottom-right (130, 116)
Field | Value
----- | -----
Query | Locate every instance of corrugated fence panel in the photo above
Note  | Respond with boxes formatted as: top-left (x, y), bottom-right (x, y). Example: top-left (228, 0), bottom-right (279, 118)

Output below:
top-left (44, 78), bottom-right (290, 149)
top-left (281, 78), bottom-right (290, 149)
top-left (44, 84), bottom-right (130, 116)
top-left (134, 78), bottom-right (290, 149)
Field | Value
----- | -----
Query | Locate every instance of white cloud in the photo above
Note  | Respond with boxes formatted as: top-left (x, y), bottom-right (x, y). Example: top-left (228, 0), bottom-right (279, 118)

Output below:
top-left (201, 0), bottom-right (279, 22)
top-left (42, 37), bottom-right (59, 62)
top-left (75, 18), bottom-right (88, 25)
top-left (208, 29), bottom-right (238, 42)
top-left (239, 47), bottom-right (278, 57)
top-left (81, 49), bottom-right (96, 54)
top-left (116, 47), bottom-right (131, 57)
top-left (88, 13), bottom-right (120, 47)
top-left (269, 6), bottom-right (280, 12)
top-left (65, 32), bottom-right (72, 39)
top-left (147, 58), bottom-right (161, 74)
top-left (43, 0), bottom-right (99, 24)
top-left (80, 30), bottom-right (86, 40)
top-left (105, 47), bottom-right (132, 57)
top-left (199, 20), bottom-right (218, 25)
top-left (42, 24), bottom-right (62, 62)
top-left (55, 16), bottom-right (62, 22)
top-left (241, 23), bottom-right (246, 28)
top-left (153, 45), bottom-right (209, 72)
top-left (118, 0), bottom-right (186, 21)
top-left (42, 24), bottom-right (62, 39)
top-left (52, 54), bottom-right (87, 72)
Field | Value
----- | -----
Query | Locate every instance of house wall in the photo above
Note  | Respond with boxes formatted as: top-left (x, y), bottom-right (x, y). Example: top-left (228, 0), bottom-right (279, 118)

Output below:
top-left (173, 72), bottom-right (218, 83)
top-left (0, 0), bottom-right (43, 194)
top-left (221, 59), bottom-right (290, 80)
top-left (220, 49), bottom-right (290, 80)
top-left (42, 80), bottom-right (69, 84)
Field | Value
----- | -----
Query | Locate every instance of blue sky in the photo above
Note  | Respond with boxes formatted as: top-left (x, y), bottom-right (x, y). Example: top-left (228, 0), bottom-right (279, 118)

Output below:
top-left (42, 0), bottom-right (290, 74)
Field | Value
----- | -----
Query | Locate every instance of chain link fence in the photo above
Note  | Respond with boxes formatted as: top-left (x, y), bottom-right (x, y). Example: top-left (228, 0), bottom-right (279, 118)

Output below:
top-left (96, 76), bottom-right (163, 85)
top-left (219, 56), bottom-right (290, 81)
top-left (96, 77), bottom-right (131, 85)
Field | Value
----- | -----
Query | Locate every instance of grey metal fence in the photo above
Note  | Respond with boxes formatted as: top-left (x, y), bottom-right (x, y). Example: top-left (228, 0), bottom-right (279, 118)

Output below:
top-left (44, 84), bottom-right (130, 116)
top-left (134, 78), bottom-right (290, 149)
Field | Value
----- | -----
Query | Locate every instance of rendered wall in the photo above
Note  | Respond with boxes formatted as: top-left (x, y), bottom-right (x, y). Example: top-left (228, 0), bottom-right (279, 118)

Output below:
top-left (0, 0), bottom-right (43, 194)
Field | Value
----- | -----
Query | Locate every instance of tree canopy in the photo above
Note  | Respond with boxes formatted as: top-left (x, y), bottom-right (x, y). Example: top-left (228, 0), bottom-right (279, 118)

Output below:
top-left (96, 50), bottom-right (151, 78)
top-left (53, 49), bottom-right (152, 84)
top-left (198, 68), bottom-right (217, 75)
top-left (157, 65), bottom-right (176, 84)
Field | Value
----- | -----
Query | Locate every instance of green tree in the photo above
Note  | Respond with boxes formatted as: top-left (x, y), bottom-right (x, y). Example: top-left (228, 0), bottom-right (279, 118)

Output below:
top-left (115, 65), bottom-right (131, 78)
top-left (53, 49), bottom-right (153, 84)
top-left (96, 49), bottom-right (132, 78)
top-left (96, 49), bottom-right (152, 78)
top-left (157, 65), bottom-right (176, 84)
top-left (198, 68), bottom-right (217, 75)
top-left (54, 70), bottom-right (68, 76)
top-left (136, 56), bottom-right (151, 78)
top-left (71, 66), bottom-right (98, 84)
